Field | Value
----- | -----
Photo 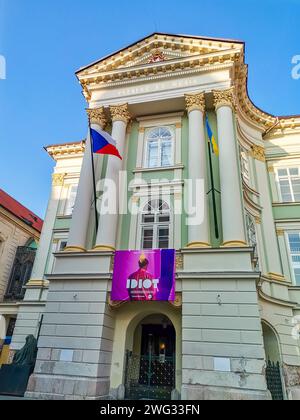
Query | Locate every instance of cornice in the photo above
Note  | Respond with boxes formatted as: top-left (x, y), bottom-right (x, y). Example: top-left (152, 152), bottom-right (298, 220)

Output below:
top-left (77, 33), bottom-right (299, 133)
top-left (46, 141), bottom-right (85, 160)
top-left (0, 207), bottom-right (41, 238)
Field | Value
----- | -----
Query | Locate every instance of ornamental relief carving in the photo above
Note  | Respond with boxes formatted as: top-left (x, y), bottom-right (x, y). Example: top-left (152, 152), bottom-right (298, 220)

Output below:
top-left (110, 104), bottom-right (131, 124)
top-left (87, 107), bottom-right (107, 129)
top-left (52, 173), bottom-right (65, 187)
top-left (213, 87), bottom-right (236, 111)
top-left (251, 145), bottom-right (266, 162)
top-left (185, 93), bottom-right (205, 113)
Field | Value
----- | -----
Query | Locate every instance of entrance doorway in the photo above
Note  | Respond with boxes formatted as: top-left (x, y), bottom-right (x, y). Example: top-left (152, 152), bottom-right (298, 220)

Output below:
top-left (125, 315), bottom-right (176, 400)
top-left (262, 321), bottom-right (285, 400)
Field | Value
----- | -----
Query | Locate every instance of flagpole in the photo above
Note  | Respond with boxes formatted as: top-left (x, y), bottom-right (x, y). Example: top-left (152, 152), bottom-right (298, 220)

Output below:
top-left (207, 133), bottom-right (219, 239)
top-left (88, 120), bottom-right (99, 233)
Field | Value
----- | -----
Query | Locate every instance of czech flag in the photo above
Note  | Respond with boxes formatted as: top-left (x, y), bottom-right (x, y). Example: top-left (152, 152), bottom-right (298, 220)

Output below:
top-left (90, 124), bottom-right (122, 160)
top-left (205, 117), bottom-right (219, 156)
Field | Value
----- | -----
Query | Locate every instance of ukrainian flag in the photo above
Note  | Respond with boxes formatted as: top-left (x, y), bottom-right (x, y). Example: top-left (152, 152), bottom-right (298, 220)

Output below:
top-left (205, 117), bottom-right (219, 156)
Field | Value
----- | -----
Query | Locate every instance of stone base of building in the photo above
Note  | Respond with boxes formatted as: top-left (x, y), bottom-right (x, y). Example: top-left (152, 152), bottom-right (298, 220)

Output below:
top-left (181, 385), bottom-right (271, 400)
top-left (25, 374), bottom-right (111, 400)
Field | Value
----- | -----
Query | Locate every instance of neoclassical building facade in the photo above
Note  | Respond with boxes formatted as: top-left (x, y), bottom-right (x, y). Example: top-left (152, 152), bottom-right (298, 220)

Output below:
top-left (10, 33), bottom-right (300, 400)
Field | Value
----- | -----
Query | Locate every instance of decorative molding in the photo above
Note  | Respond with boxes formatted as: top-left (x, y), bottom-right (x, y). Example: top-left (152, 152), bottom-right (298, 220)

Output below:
top-left (185, 92), bottom-right (205, 113)
top-left (186, 241), bottom-right (211, 249)
top-left (268, 272), bottom-right (285, 281)
top-left (222, 240), bottom-right (248, 247)
top-left (255, 216), bottom-right (262, 225)
top-left (267, 165), bottom-right (275, 173)
top-left (138, 127), bottom-right (146, 134)
top-left (110, 104), bottom-right (131, 124)
top-left (92, 245), bottom-right (116, 252)
top-left (46, 141), bottom-right (85, 160)
top-left (26, 279), bottom-right (49, 288)
top-left (213, 87), bottom-right (236, 111)
top-left (251, 145), bottom-right (266, 162)
top-left (276, 229), bottom-right (285, 237)
top-left (86, 107), bottom-right (107, 129)
top-left (169, 292), bottom-right (182, 309)
top-left (52, 173), bottom-right (65, 187)
top-left (175, 253), bottom-right (183, 270)
top-left (175, 122), bottom-right (182, 129)
top-left (64, 246), bottom-right (86, 253)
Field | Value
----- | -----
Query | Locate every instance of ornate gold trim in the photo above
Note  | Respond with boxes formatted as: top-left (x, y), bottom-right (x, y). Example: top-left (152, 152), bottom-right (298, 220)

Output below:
top-left (185, 93), bottom-right (205, 113)
top-left (213, 87), bottom-right (236, 111)
top-left (52, 173), bottom-right (65, 187)
top-left (92, 245), bottom-right (116, 252)
top-left (267, 165), bottom-right (275, 173)
top-left (250, 145), bottom-right (266, 162)
top-left (87, 107), bottom-right (107, 129)
top-left (169, 292), bottom-right (182, 308)
top-left (255, 216), bottom-right (262, 225)
top-left (26, 279), bottom-right (49, 288)
top-left (276, 229), bottom-right (285, 237)
top-left (110, 104), bottom-right (131, 124)
top-left (222, 240), bottom-right (248, 247)
top-left (63, 246), bottom-right (87, 253)
top-left (186, 241), bottom-right (211, 248)
top-left (175, 122), bottom-right (182, 129)
top-left (138, 127), bottom-right (146, 134)
top-left (268, 272), bottom-right (285, 281)
top-left (176, 254), bottom-right (183, 270)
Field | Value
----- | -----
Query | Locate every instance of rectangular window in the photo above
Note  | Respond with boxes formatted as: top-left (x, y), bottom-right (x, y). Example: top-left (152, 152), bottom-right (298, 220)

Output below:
top-left (277, 167), bottom-right (300, 202)
top-left (147, 141), bottom-right (159, 168)
top-left (145, 127), bottom-right (174, 169)
top-left (65, 185), bottom-right (78, 215)
top-left (288, 232), bottom-right (300, 285)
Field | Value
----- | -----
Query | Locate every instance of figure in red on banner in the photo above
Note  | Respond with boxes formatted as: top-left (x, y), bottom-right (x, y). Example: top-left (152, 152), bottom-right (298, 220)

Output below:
top-left (127, 254), bottom-right (159, 301)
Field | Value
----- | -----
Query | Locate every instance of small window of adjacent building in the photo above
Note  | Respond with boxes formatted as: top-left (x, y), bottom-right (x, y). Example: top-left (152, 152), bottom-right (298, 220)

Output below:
top-left (145, 127), bottom-right (174, 169)
top-left (287, 232), bottom-right (300, 285)
top-left (277, 167), bottom-right (300, 202)
top-left (65, 185), bottom-right (78, 215)
top-left (141, 199), bottom-right (171, 249)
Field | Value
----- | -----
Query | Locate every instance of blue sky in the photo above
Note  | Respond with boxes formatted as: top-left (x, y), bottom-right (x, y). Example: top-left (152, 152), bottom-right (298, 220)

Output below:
top-left (0, 0), bottom-right (299, 217)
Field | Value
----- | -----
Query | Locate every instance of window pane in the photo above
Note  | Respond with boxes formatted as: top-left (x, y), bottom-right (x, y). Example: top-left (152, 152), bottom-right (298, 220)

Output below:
top-left (289, 168), bottom-right (299, 176)
top-left (147, 141), bottom-right (159, 167)
top-left (161, 140), bottom-right (172, 167)
top-left (295, 269), bottom-right (300, 285)
top-left (142, 228), bottom-right (153, 249)
top-left (278, 169), bottom-right (288, 176)
top-left (158, 227), bottom-right (169, 249)
top-left (279, 180), bottom-right (292, 202)
top-left (65, 185), bottom-right (78, 215)
top-left (142, 214), bottom-right (155, 224)
top-left (158, 214), bottom-right (170, 223)
top-left (292, 178), bottom-right (300, 201)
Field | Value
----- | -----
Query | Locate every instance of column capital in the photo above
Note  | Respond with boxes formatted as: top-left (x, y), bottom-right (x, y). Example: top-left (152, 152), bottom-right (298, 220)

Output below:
top-left (185, 92), bottom-right (205, 113)
top-left (110, 103), bottom-right (131, 124)
top-left (213, 87), bottom-right (236, 111)
top-left (250, 144), bottom-right (266, 162)
top-left (52, 173), bottom-right (65, 187)
top-left (86, 107), bottom-right (107, 129)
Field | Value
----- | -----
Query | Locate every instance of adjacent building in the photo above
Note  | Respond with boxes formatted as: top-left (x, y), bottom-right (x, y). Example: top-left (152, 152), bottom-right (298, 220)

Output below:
top-left (9, 33), bottom-right (300, 400)
top-left (0, 189), bottom-right (43, 365)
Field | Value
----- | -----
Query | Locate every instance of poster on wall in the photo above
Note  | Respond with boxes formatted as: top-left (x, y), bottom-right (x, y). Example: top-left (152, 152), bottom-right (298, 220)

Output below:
top-left (111, 249), bottom-right (176, 302)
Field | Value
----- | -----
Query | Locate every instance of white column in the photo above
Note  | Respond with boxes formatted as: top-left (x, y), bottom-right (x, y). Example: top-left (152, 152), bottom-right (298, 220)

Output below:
top-left (65, 108), bottom-right (107, 252)
top-left (214, 88), bottom-right (246, 247)
top-left (185, 93), bottom-right (210, 248)
top-left (253, 148), bottom-right (284, 279)
top-left (29, 173), bottom-right (64, 283)
top-left (94, 104), bottom-right (131, 251)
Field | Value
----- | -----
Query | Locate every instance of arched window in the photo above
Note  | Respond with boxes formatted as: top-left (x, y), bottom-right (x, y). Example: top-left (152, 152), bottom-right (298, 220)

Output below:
top-left (145, 127), bottom-right (174, 168)
top-left (141, 199), bottom-right (171, 249)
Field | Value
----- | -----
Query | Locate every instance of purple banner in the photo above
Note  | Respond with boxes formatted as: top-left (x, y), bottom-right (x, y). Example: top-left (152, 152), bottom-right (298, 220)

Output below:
top-left (111, 249), bottom-right (175, 302)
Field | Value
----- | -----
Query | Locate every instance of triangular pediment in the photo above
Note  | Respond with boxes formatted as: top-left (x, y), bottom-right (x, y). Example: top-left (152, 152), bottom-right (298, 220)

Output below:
top-left (77, 32), bottom-right (244, 77)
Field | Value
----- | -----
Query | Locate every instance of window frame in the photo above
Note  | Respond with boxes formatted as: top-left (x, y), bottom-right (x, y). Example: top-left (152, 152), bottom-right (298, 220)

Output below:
top-left (286, 230), bottom-right (300, 285)
top-left (143, 126), bottom-right (175, 169)
top-left (276, 166), bottom-right (300, 203)
top-left (139, 198), bottom-right (173, 250)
